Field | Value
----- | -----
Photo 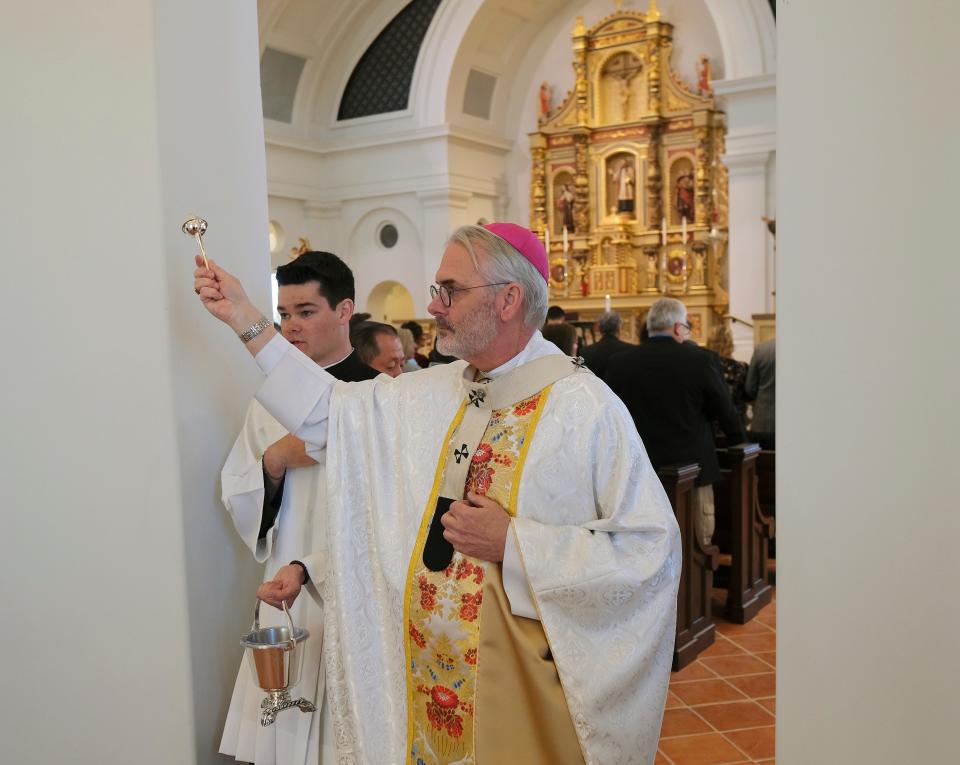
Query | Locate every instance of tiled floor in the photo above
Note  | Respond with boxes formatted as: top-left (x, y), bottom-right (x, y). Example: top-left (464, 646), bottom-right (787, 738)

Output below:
top-left (657, 591), bottom-right (776, 765)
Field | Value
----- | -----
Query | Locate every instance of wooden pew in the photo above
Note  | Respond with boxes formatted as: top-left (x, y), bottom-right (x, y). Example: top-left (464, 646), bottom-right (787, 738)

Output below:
top-left (657, 463), bottom-right (720, 670)
top-left (713, 444), bottom-right (775, 623)
top-left (756, 448), bottom-right (775, 567)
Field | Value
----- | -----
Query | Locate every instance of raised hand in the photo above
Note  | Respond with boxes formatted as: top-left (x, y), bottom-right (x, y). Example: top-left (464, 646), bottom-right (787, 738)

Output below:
top-left (193, 255), bottom-right (261, 331)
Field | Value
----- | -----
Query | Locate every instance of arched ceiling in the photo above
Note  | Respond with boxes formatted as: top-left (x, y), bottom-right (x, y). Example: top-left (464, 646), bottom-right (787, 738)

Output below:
top-left (257, 0), bottom-right (774, 145)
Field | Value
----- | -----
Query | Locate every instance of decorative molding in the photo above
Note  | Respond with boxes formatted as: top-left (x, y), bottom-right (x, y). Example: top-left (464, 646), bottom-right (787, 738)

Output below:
top-left (303, 201), bottom-right (343, 220)
top-left (416, 188), bottom-right (473, 210)
top-left (264, 123), bottom-right (511, 157)
top-left (711, 73), bottom-right (776, 97)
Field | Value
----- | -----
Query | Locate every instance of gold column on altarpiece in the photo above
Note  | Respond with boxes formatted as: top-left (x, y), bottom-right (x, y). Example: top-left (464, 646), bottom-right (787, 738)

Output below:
top-left (572, 17), bottom-right (589, 126)
top-left (646, 124), bottom-right (663, 228)
top-left (573, 133), bottom-right (590, 235)
top-left (529, 134), bottom-right (547, 236)
top-left (694, 118), bottom-right (713, 227)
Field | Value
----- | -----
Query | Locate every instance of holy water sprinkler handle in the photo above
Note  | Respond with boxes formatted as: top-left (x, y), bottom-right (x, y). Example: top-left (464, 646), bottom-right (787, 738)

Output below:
top-left (182, 216), bottom-right (209, 269)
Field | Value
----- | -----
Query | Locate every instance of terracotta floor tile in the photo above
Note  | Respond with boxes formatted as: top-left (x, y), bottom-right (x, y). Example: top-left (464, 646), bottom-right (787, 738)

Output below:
top-left (726, 673), bottom-right (776, 699)
top-left (756, 609), bottom-right (776, 628)
top-left (725, 632), bottom-right (777, 653)
top-left (758, 698), bottom-right (776, 714)
top-left (672, 660), bottom-right (718, 682)
top-left (701, 653), bottom-right (775, 677)
top-left (725, 726), bottom-right (776, 760)
top-left (754, 651), bottom-right (776, 668)
top-left (671, 678), bottom-right (747, 705)
top-left (715, 619), bottom-right (774, 637)
top-left (655, 751), bottom-right (674, 765)
top-left (693, 701), bottom-right (775, 732)
top-left (700, 636), bottom-right (748, 658)
top-left (660, 708), bottom-right (714, 738)
top-left (666, 691), bottom-right (686, 709)
top-left (659, 733), bottom-right (750, 765)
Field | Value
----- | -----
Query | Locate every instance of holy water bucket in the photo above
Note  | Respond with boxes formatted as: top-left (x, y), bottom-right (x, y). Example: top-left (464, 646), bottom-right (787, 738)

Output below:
top-left (240, 599), bottom-right (317, 726)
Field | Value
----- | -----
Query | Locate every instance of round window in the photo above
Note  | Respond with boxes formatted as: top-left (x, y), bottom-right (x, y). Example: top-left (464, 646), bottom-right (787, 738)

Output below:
top-left (378, 222), bottom-right (399, 249)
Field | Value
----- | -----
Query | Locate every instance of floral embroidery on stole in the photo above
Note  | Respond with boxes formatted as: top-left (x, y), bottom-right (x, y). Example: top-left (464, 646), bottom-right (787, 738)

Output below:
top-left (405, 390), bottom-right (550, 765)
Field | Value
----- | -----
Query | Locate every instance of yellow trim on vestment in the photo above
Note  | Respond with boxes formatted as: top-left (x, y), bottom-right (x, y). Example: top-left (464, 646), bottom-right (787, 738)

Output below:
top-left (507, 384), bottom-right (552, 515)
top-left (403, 400), bottom-right (468, 760)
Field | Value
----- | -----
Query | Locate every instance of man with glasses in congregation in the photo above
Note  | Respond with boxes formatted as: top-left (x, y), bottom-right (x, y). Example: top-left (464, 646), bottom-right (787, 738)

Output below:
top-left (194, 222), bottom-right (679, 765)
top-left (605, 297), bottom-right (746, 550)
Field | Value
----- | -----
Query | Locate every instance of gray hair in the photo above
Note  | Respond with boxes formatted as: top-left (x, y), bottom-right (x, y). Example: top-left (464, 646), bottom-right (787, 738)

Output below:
top-left (598, 311), bottom-right (622, 336)
top-left (646, 297), bottom-right (687, 333)
top-left (446, 225), bottom-right (548, 328)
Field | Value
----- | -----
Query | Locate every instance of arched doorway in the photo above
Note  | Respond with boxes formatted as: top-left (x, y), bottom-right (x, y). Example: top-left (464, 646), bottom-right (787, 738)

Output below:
top-left (366, 280), bottom-right (415, 323)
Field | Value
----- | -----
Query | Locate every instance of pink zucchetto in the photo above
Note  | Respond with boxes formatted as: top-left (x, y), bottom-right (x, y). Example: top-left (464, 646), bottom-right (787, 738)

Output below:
top-left (481, 222), bottom-right (549, 283)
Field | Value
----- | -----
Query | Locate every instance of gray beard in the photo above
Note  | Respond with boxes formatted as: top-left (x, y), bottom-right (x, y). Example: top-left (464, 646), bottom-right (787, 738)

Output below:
top-left (435, 300), bottom-right (499, 359)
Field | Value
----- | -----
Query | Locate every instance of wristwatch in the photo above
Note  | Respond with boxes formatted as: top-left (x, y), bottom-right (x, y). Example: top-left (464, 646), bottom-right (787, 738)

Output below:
top-left (238, 316), bottom-right (271, 343)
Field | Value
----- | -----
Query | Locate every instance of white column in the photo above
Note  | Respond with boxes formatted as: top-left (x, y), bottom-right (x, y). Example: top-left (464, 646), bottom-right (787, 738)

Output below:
top-left (0, 2), bottom-right (267, 763)
top-left (715, 74), bottom-right (776, 360)
top-left (724, 151), bottom-right (773, 358)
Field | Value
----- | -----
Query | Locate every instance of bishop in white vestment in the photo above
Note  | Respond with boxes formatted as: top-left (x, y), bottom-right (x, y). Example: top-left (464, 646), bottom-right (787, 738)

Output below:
top-left (195, 223), bottom-right (681, 765)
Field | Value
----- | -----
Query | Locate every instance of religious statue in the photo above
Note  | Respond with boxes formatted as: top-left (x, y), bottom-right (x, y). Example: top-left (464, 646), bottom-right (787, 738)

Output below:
top-left (610, 158), bottom-right (636, 214)
top-left (697, 55), bottom-right (712, 95)
top-left (646, 253), bottom-right (659, 290)
top-left (675, 169), bottom-right (695, 222)
top-left (539, 81), bottom-right (552, 119)
top-left (691, 250), bottom-right (705, 285)
top-left (290, 237), bottom-right (312, 259)
top-left (557, 182), bottom-right (576, 233)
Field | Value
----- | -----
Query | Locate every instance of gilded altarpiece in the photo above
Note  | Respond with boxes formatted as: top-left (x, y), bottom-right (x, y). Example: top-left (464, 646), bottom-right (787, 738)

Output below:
top-left (531, 4), bottom-right (731, 348)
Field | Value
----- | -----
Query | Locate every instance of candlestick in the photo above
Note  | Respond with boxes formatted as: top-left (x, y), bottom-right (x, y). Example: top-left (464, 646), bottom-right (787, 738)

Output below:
top-left (545, 228), bottom-right (550, 252)
top-left (604, 294), bottom-right (612, 312)
top-left (661, 217), bottom-right (667, 247)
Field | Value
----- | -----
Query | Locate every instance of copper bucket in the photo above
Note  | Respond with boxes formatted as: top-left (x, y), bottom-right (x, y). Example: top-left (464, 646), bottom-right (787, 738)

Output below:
top-left (240, 600), bottom-right (316, 726)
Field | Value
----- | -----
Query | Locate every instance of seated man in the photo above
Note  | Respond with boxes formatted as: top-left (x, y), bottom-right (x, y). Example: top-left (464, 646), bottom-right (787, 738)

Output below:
top-left (219, 250), bottom-right (376, 765)
top-left (195, 222), bottom-right (680, 765)
top-left (605, 297), bottom-right (746, 547)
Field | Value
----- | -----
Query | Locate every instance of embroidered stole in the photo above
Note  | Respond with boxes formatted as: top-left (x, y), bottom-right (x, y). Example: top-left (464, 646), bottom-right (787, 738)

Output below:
top-left (403, 355), bottom-right (581, 765)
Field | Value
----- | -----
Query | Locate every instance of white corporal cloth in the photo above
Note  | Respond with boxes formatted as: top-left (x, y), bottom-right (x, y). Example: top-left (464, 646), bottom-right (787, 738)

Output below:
top-left (252, 330), bottom-right (681, 765)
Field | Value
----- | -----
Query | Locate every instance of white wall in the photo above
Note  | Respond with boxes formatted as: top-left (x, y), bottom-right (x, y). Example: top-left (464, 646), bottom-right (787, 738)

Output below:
top-left (0, 2), bottom-right (267, 762)
top-left (779, 2), bottom-right (960, 763)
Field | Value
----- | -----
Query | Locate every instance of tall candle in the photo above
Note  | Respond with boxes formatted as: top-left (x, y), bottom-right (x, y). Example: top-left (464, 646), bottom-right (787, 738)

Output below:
top-left (545, 228), bottom-right (551, 252)
top-left (682, 216), bottom-right (687, 243)
top-left (604, 294), bottom-right (612, 312)
top-left (661, 217), bottom-right (667, 247)
top-left (563, 226), bottom-right (568, 253)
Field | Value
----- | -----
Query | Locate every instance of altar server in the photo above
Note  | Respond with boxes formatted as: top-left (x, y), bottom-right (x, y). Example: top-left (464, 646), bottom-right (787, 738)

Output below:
top-left (196, 223), bottom-right (680, 765)
top-left (219, 251), bottom-right (376, 765)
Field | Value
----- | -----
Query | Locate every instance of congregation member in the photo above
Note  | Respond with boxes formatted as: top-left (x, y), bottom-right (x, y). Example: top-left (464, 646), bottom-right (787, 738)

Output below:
top-left (194, 222), bottom-right (680, 765)
top-left (605, 297), bottom-right (745, 548)
top-left (545, 304), bottom-right (566, 324)
top-left (579, 310), bottom-right (634, 378)
top-left (398, 327), bottom-right (422, 373)
top-left (219, 251), bottom-right (377, 764)
top-left (401, 320), bottom-right (430, 368)
top-left (541, 320), bottom-right (578, 356)
top-left (351, 320), bottom-right (405, 377)
top-left (745, 337), bottom-right (776, 448)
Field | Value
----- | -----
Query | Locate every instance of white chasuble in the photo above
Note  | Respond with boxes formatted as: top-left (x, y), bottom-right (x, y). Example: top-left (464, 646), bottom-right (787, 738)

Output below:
top-left (219, 400), bottom-right (330, 765)
top-left (256, 332), bottom-right (681, 765)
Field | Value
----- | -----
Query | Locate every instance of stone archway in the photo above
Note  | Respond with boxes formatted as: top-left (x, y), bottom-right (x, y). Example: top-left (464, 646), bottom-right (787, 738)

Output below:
top-left (366, 280), bottom-right (415, 322)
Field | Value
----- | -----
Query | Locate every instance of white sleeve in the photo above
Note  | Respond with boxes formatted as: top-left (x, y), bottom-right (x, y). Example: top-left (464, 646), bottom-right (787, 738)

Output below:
top-left (220, 402), bottom-right (287, 563)
top-left (502, 522), bottom-right (539, 620)
top-left (255, 334), bottom-right (336, 461)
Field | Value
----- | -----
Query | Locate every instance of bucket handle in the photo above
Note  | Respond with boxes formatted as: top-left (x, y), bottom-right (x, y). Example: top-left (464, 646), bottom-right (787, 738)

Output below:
top-left (253, 598), bottom-right (298, 650)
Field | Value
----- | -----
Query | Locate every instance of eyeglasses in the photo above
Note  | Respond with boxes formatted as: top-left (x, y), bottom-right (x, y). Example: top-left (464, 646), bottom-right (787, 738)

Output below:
top-left (678, 322), bottom-right (692, 334)
top-left (429, 282), bottom-right (511, 308)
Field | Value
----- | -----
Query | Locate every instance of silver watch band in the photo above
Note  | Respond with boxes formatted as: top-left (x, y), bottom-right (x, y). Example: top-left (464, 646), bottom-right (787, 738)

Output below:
top-left (238, 316), bottom-right (271, 343)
